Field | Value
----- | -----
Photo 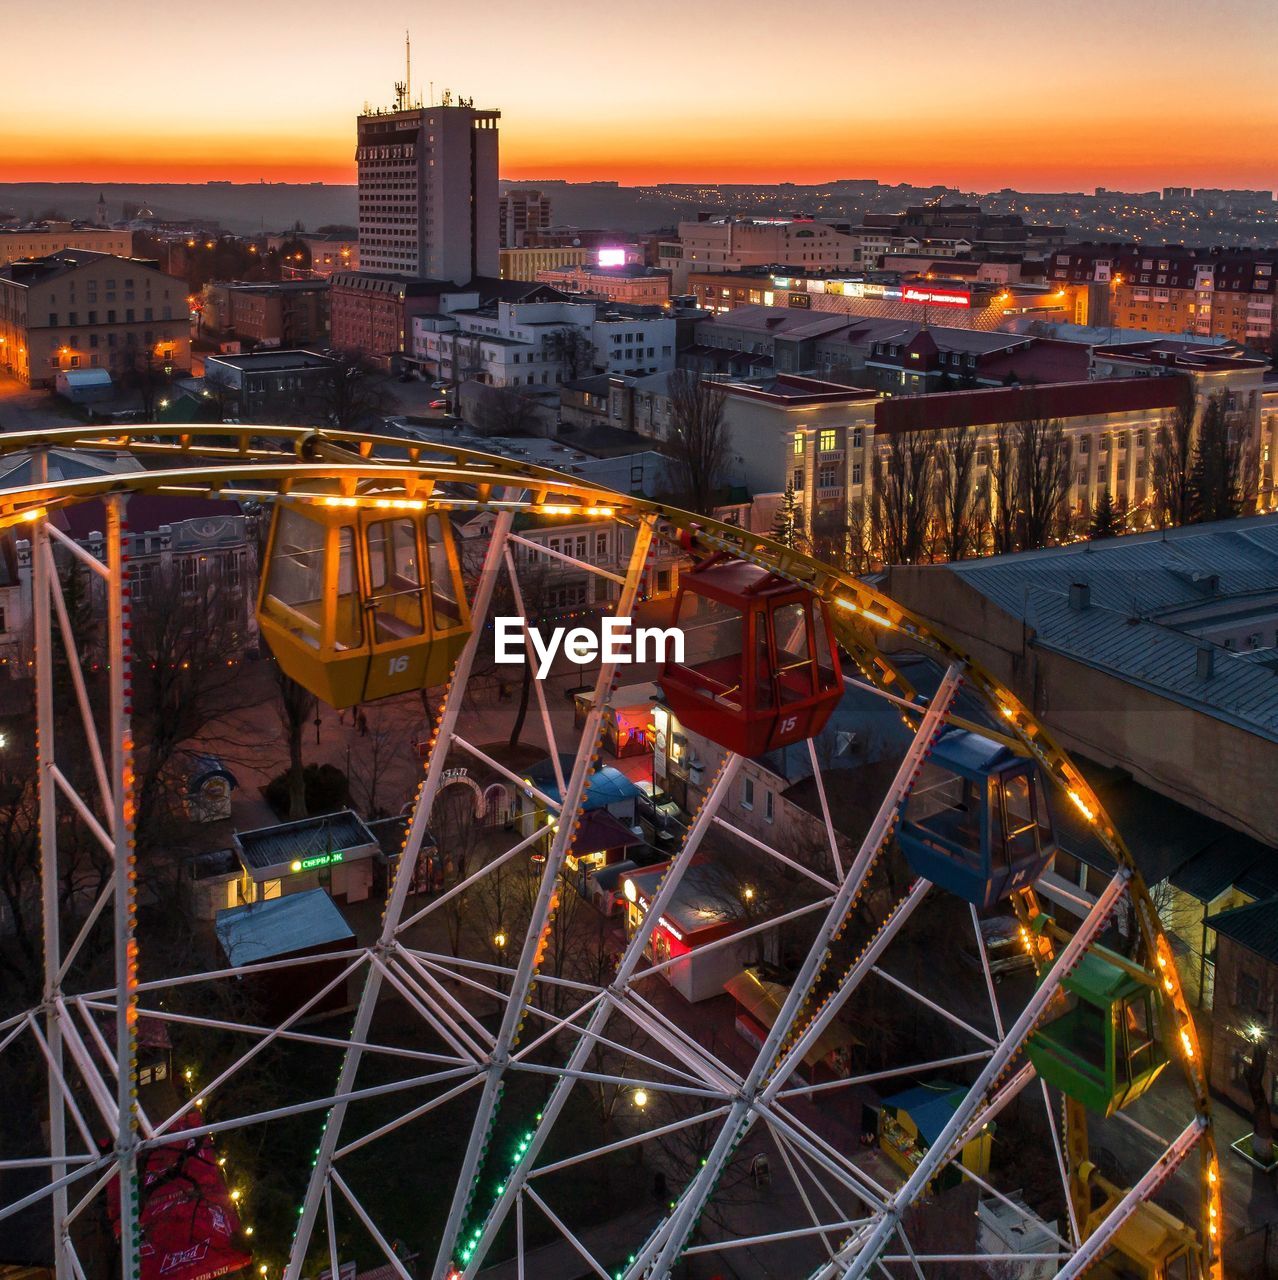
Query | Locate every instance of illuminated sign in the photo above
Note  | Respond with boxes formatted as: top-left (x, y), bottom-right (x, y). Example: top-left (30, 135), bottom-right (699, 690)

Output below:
top-left (902, 285), bottom-right (970, 309)
top-left (289, 852), bottom-right (345, 873)
top-left (788, 293), bottom-right (811, 309)
top-left (597, 248), bottom-right (627, 267)
top-left (631, 889), bottom-right (685, 942)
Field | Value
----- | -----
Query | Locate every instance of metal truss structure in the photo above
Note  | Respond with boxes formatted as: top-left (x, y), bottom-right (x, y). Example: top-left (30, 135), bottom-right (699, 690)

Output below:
top-left (0, 424), bottom-right (1223, 1280)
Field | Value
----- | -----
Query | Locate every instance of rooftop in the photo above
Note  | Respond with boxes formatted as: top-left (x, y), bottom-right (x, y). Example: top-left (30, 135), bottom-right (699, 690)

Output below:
top-left (205, 349), bottom-right (335, 372)
top-left (234, 810), bottom-right (379, 874)
top-left (875, 376), bottom-right (1187, 434)
top-left (1206, 897), bottom-right (1278, 966)
top-left (216, 889), bottom-right (355, 966)
top-left (939, 514), bottom-right (1278, 742)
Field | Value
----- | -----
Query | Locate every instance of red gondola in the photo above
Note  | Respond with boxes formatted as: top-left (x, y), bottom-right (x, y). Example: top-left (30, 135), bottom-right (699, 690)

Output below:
top-left (661, 557), bottom-right (843, 757)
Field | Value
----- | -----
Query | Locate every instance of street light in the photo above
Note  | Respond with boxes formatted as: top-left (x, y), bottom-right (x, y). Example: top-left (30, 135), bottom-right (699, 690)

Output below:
top-left (494, 930), bottom-right (508, 951)
top-left (633, 1088), bottom-right (649, 1108)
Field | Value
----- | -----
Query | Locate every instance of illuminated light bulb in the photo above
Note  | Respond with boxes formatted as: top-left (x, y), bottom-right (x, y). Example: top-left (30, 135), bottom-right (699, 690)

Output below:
top-left (633, 1088), bottom-right (649, 1107)
top-left (1179, 1028), bottom-right (1194, 1059)
top-left (230, 1188), bottom-right (242, 1201)
top-left (1067, 790), bottom-right (1096, 823)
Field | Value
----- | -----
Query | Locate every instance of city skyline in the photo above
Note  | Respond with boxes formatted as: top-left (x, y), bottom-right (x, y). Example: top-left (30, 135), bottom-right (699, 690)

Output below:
top-left (5, 0), bottom-right (1277, 192)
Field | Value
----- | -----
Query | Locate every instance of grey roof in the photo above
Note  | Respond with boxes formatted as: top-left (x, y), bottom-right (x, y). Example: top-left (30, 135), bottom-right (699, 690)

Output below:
top-left (206, 350), bottom-right (334, 372)
top-left (945, 515), bottom-right (1278, 741)
top-left (1206, 897), bottom-right (1278, 965)
top-left (234, 810), bottom-right (378, 873)
top-left (216, 889), bottom-right (354, 966)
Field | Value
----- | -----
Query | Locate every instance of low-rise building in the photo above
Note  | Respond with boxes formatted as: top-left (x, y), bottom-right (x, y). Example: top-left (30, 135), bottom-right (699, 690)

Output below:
top-left (265, 231), bottom-right (358, 276)
top-left (660, 217), bottom-right (861, 292)
top-left (688, 267), bottom-right (1074, 333)
top-left (201, 279), bottom-right (329, 349)
top-left (411, 298), bottom-right (677, 387)
top-left (0, 249), bottom-right (190, 387)
top-left (498, 246), bottom-right (591, 280)
top-left (0, 221), bottom-right (135, 266)
top-left (885, 515), bottom-right (1278, 850)
top-left (534, 263), bottom-right (671, 306)
top-left (203, 349), bottom-right (337, 418)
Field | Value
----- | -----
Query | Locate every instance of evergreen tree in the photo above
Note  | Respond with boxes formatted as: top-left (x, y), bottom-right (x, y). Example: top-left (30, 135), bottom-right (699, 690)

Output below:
top-left (1188, 393), bottom-right (1244, 523)
top-left (1089, 489), bottom-right (1125, 539)
top-left (770, 480), bottom-right (800, 548)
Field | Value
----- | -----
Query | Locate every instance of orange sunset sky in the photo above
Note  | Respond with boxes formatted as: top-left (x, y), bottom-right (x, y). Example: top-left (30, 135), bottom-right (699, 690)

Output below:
top-left (4, 0), bottom-right (1276, 191)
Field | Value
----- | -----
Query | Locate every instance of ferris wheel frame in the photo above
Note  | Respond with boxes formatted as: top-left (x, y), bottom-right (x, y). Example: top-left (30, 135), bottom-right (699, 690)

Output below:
top-left (0, 423), bottom-right (1222, 1280)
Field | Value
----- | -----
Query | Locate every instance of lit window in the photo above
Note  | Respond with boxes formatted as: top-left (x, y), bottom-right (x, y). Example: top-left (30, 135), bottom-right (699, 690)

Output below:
top-left (819, 429), bottom-right (837, 452)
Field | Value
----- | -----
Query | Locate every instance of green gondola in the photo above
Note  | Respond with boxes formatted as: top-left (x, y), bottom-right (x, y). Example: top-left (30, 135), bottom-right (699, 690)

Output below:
top-left (1027, 944), bottom-right (1169, 1117)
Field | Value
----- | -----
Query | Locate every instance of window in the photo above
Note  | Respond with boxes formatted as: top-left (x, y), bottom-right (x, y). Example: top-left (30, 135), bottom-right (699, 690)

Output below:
top-left (851, 427), bottom-right (863, 448)
top-left (852, 462), bottom-right (863, 485)
top-left (819, 429), bottom-right (837, 452)
top-left (595, 532), bottom-right (607, 559)
top-left (741, 777), bottom-right (754, 810)
top-left (1238, 971), bottom-right (1262, 1012)
top-left (765, 791), bottom-right (774, 822)
top-left (793, 469), bottom-right (802, 489)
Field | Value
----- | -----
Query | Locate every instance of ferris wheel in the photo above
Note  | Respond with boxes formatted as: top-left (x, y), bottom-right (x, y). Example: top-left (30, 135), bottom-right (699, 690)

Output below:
top-left (0, 424), bottom-right (1222, 1280)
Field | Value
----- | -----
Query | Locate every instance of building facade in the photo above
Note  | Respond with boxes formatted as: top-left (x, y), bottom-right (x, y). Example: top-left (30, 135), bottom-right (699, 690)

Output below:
top-left (1050, 244), bottom-right (1277, 349)
top-left (203, 350), bottom-right (337, 417)
top-left (534, 264), bottom-right (671, 306)
top-left (356, 97), bottom-right (500, 283)
top-left (201, 280), bottom-right (329, 349)
top-left (498, 246), bottom-right (591, 280)
top-left (328, 270), bottom-right (447, 364)
top-left (498, 189), bottom-right (552, 248)
top-left (0, 250), bottom-right (190, 387)
top-left (0, 222), bottom-right (135, 266)
top-left (411, 298), bottom-right (676, 386)
top-left (659, 218), bottom-right (861, 291)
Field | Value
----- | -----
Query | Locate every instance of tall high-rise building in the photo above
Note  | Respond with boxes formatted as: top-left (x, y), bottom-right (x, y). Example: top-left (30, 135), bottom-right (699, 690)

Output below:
top-left (498, 189), bottom-right (552, 249)
top-left (356, 93), bottom-right (500, 284)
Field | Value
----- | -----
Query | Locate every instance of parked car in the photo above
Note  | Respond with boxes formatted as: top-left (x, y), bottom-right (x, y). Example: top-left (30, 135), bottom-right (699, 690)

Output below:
top-left (962, 915), bottom-right (1036, 983)
top-left (429, 398), bottom-right (448, 410)
top-left (635, 780), bottom-right (681, 832)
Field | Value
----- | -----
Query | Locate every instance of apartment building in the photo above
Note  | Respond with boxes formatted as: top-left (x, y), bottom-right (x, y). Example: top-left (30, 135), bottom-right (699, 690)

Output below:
top-left (356, 97), bottom-right (500, 283)
top-left (1049, 244), bottom-right (1277, 348)
top-left (498, 246), bottom-right (591, 280)
top-left (0, 249), bottom-right (190, 387)
top-left (498, 189), bottom-right (552, 248)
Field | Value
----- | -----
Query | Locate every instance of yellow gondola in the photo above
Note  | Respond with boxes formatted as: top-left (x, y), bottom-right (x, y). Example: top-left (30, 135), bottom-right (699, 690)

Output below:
top-left (256, 495), bottom-right (470, 707)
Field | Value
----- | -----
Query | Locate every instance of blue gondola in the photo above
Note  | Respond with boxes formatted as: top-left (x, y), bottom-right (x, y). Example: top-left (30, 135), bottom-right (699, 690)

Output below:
top-left (897, 730), bottom-right (1056, 909)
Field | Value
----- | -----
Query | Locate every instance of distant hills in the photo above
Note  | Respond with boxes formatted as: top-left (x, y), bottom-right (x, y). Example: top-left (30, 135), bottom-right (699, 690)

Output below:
top-left (0, 180), bottom-right (685, 236)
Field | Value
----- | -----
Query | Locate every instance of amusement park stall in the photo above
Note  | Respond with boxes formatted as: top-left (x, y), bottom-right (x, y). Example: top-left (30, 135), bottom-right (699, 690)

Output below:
top-left (621, 861), bottom-right (776, 1003)
top-left (215, 889), bottom-right (356, 1023)
top-left (877, 1083), bottom-right (993, 1193)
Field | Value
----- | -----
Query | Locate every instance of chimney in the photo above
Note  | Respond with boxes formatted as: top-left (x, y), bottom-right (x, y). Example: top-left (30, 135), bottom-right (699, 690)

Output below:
top-left (1196, 646), bottom-right (1214, 681)
top-left (1068, 581), bottom-right (1091, 611)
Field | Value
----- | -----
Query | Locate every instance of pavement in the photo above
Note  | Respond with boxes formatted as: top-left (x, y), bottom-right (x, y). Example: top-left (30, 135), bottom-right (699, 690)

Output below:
top-left (0, 372), bottom-right (83, 432)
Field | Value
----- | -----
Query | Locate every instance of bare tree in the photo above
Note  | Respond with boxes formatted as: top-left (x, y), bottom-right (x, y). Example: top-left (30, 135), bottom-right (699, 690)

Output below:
top-left (127, 558), bottom-right (256, 852)
top-left (989, 423), bottom-right (1018, 555)
top-left (473, 384), bottom-right (544, 437)
top-left (347, 708), bottom-right (412, 820)
top-left (316, 353), bottom-right (393, 431)
top-left (1245, 1034), bottom-right (1274, 1164)
top-left (933, 424), bottom-right (982, 562)
top-left (547, 326), bottom-right (596, 381)
top-left (664, 369), bottom-right (730, 515)
top-left (871, 430), bottom-right (935, 565)
top-left (121, 348), bottom-right (169, 423)
top-left (273, 669), bottom-right (315, 821)
top-left (1014, 417), bottom-right (1071, 550)
top-left (1152, 382), bottom-right (1196, 528)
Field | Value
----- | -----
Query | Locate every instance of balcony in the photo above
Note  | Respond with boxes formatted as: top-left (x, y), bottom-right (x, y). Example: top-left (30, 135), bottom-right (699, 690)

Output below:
top-left (816, 485), bottom-right (844, 501)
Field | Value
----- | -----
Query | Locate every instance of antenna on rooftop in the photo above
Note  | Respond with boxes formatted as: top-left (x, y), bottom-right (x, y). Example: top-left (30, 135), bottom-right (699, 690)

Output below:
top-left (406, 29), bottom-right (412, 105)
